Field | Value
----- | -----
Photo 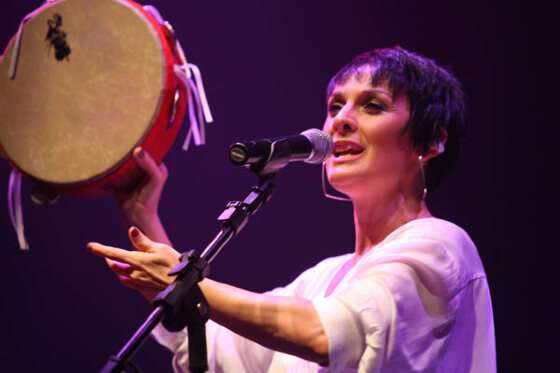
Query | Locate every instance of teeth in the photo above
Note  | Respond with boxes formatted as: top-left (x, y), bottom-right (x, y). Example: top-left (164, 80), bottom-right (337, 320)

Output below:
top-left (335, 147), bottom-right (349, 157)
top-left (334, 142), bottom-right (363, 157)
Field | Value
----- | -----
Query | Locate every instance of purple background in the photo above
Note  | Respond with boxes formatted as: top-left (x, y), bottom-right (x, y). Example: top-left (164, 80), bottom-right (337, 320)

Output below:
top-left (0, 0), bottom-right (534, 372)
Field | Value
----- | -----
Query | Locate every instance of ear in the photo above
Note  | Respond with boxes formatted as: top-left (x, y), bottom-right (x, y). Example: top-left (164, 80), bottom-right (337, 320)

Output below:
top-left (421, 128), bottom-right (448, 162)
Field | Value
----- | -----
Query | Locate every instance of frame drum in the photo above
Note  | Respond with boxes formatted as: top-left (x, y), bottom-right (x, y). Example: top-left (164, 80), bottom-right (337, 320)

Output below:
top-left (0, 0), bottom-right (188, 197)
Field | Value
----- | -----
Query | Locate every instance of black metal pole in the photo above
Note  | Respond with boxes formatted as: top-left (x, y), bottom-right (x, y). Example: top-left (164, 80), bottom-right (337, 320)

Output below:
top-left (99, 307), bottom-right (165, 373)
top-left (98, 175), bottom-right (276, 373)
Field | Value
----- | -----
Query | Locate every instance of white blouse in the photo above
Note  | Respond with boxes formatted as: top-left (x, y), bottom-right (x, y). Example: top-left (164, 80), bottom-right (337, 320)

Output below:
top-left (153, 217), bottom-right (496, 372)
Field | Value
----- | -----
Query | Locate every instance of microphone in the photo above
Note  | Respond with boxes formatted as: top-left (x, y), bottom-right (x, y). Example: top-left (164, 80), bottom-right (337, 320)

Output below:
top-left (229, 128), bottom-right (333, 175)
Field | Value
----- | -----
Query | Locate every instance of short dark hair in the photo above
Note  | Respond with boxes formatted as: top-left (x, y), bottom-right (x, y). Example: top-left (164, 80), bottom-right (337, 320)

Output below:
top-left (327, 46), bottom-right (466, 191)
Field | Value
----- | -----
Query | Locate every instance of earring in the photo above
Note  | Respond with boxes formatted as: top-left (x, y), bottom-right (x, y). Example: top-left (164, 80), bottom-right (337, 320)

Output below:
top-left (321, 161), bottom-right (352, 202)
top-left (418, 155), bottom-right (428, 200)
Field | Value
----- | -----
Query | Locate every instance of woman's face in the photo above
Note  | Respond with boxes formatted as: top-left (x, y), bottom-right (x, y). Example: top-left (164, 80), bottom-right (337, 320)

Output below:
top-left (323, 70), bottom-right (417, 199)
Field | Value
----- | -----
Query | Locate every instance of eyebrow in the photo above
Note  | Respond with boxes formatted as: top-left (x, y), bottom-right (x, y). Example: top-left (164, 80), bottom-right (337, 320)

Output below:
top-left (363, 88), bottom-right (393, 100)
top-left (328, 88), bottom-right (394, 103)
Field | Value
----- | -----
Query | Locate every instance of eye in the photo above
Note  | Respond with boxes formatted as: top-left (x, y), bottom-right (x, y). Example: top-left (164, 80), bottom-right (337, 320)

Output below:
top-left (328, 102), bottom-right (344, 116)
top-left (364, 101), bottom-right (385, 113)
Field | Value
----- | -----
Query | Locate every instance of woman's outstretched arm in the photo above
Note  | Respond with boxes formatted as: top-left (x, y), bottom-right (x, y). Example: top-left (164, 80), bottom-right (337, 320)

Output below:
top-left (87, 228), bottom-right (329, 365)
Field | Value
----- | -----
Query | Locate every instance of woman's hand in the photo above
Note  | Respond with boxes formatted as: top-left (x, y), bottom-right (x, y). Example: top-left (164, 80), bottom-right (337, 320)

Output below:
top-left (87, 227), bottom-right (181, 302)
top-left (116, 147), bottom-right (172, 245)
top-left (116, 147), bottom-right (168, 228)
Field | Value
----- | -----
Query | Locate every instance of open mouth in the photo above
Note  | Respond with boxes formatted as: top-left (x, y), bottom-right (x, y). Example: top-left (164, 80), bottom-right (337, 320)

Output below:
top-left (333, 141), bottom-right (364, 158)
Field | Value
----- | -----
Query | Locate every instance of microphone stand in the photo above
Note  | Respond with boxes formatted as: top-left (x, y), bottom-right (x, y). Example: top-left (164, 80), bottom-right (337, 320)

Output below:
top-left (99, 174), bottom-right (276, 373)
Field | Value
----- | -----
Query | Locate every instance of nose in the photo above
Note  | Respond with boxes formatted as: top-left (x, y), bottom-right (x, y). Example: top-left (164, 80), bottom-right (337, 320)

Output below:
top-left (327, 107), bottom-right (358, 137)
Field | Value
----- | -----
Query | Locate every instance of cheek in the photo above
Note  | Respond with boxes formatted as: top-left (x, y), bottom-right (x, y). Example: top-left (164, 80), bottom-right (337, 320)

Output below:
top-left (364, 119), bottom-right (410, 152)
top-left (322, 119), bottom-right (331, 134)
top-left (362, 127), bottom-right (414, 171)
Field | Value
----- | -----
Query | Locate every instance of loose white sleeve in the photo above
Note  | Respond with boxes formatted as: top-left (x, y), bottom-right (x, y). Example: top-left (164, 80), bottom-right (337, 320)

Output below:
top-left (312, 218), bottom-right (494, 373)
top-left (312, 233), bottom-right (475, 371)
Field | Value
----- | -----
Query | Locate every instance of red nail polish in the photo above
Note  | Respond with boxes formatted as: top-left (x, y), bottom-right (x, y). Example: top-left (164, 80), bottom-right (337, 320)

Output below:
top-left (131, 228), bottom-right (139, 238)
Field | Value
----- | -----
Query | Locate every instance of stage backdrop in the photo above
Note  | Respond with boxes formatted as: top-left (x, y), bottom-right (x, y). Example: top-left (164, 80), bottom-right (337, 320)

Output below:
top-left (0, 0), bottom-right (533, 372)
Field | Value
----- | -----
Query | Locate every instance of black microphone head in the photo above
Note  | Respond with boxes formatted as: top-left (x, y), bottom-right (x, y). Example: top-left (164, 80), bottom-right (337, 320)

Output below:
top-left (229, 139), bottom-right (273, 166)
top-left (229, 142), bottom-right (249, 165)
top-left (300, 129), bottom-right (333, 164)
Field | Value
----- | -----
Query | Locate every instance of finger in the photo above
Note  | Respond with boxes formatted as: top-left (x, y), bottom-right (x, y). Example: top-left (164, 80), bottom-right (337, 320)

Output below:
top-left (117, 274), bottom-right (140, 290)
top-left (106, 258), bottom-right (134, 276)
top-left (158, 162), bottom-right (168, 180)
top-left (133, 147), bottom-right (167, 183)
top-left (117, 275), bottom-right (159, 302)
top-left (117, 274), bottom-right (162, 293)
top-left (128, 226), bottom-right (157, 253)
top-left (87, 242), bottom-right (139, 266)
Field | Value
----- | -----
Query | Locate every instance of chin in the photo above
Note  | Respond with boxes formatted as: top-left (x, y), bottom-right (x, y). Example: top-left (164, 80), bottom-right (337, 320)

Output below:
top-left (327, 161), bottom-right (383, 197)
top-left (327, 169), bottom-right (364, 195)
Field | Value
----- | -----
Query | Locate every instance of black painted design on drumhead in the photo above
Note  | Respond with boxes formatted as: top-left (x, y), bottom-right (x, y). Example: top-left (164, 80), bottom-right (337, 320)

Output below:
top-left (45, 13), bottom-right (71, 61)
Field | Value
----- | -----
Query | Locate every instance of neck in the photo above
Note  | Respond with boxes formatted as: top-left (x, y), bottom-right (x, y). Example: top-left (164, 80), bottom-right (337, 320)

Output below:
top-left (351, 188), bottom-right (431, 256)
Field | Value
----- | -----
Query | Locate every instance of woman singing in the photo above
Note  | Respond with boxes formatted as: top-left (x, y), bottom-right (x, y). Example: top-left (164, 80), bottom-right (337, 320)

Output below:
top-left (88, 46), bottom-right (496, 372)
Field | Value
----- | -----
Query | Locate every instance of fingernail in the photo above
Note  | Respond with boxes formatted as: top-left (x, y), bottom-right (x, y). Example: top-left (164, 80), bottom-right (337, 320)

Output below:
top-left (138, 149), bottom-right (145, 159)
top-left (131, 227), bottom-right (139, 238)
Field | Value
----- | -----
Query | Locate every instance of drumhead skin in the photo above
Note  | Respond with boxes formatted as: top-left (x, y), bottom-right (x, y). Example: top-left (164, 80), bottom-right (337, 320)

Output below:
top-left (0, 0), bottom-right (178, 189)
